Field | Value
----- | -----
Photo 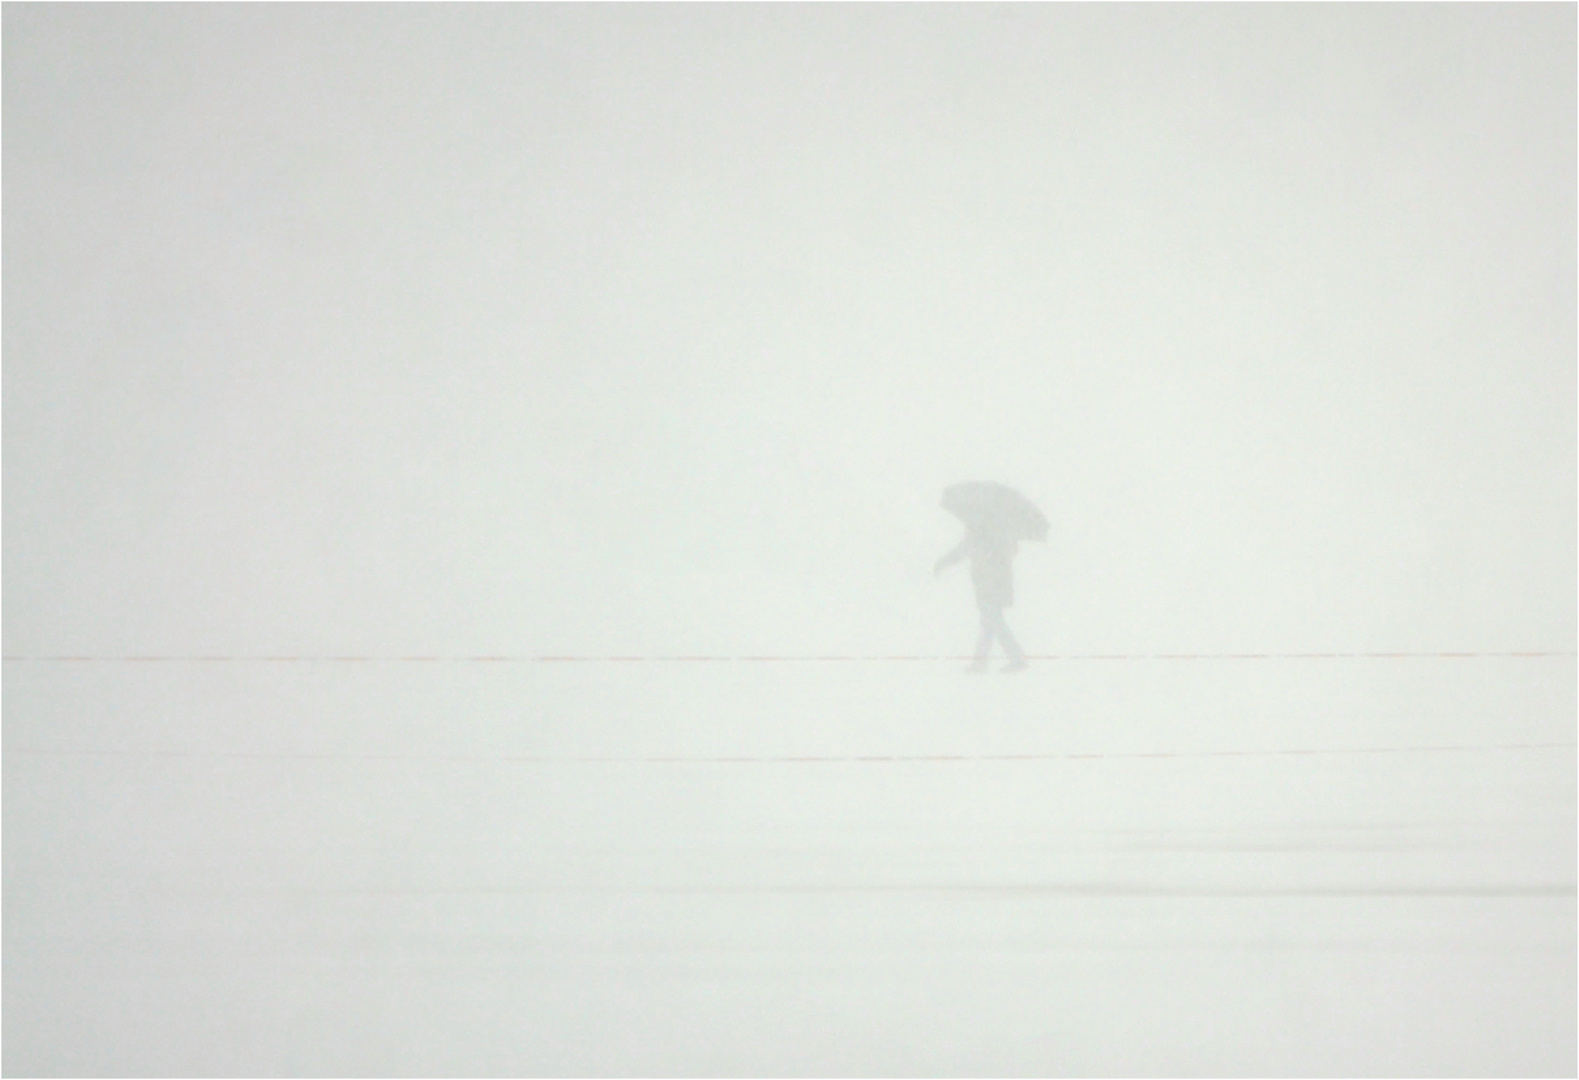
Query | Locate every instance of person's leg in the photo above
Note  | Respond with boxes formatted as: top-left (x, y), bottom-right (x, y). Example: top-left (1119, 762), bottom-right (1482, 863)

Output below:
top-left (969, 608), bottom-right (995, 671)
top-left (984, 606), bottom-right (1028, 670)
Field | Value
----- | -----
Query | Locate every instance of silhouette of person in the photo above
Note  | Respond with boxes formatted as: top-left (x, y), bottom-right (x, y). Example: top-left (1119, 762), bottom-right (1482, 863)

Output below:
top-left (935, 522), bottom-right (1028, 673)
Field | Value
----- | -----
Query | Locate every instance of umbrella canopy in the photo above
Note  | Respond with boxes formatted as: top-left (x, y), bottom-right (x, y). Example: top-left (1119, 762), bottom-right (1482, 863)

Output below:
top-left (941, 481), bottom-right (1049, 541)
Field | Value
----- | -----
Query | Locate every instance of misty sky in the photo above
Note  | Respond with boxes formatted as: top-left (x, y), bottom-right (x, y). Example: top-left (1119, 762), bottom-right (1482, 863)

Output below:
top-left (5, 3), bottom-right (1574, 659)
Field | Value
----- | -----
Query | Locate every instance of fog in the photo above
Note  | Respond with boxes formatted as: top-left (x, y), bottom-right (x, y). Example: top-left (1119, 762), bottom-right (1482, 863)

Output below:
top-left (4, 5), bottom-right (1575, 1076)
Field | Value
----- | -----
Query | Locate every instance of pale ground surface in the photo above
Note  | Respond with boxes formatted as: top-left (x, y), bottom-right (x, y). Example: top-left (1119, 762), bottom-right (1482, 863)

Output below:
top-left (5, 656), bottom-right (1574, 1077)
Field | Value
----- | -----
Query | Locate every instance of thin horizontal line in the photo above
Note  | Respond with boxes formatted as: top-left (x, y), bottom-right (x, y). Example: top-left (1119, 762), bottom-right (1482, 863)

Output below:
top-left (156, 883), bottom-right (1579, 899)
top-left (2, 652), bottom-right (1572, 663)
top-left (9, 743), bottom-right (1573, 764)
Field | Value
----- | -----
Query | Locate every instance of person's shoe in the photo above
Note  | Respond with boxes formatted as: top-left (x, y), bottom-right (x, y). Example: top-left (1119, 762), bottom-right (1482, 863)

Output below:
top-left (1001, 659), bottom-right (1029, 673)
top-left (965, 659), bottom-right (990, 673)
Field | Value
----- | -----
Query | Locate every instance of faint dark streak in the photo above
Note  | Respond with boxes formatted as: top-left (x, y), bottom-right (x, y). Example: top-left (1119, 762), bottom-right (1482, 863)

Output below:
top-left (9, 743), bottom-right (1574, 763)
top-left (3, 652), bottom-right (1574, 663)
top-left (159, 882), bottom-right (1577, 899)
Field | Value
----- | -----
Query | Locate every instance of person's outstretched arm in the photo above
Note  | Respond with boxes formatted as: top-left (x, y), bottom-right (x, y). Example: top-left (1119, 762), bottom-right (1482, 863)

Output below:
top-left (934, 534), bottom-right (969, 576)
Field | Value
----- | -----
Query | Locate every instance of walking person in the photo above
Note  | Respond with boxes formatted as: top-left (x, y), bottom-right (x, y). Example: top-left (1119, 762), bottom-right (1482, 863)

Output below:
top-left (935, 482), bottom-right (1047, 673)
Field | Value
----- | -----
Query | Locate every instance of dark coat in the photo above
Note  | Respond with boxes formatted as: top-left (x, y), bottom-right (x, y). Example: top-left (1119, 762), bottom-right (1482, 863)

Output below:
top-left (969, 530), bottom-right (1017, 610)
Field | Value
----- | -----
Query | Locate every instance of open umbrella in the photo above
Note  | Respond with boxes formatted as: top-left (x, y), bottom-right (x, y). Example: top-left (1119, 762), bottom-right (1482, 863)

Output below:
top-left (941, 481), bottom-right (1049, 541)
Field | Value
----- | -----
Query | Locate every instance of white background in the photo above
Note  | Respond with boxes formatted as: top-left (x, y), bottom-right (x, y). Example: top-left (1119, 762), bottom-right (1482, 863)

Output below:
top-left (5, 6), bottom-right (1574, 1075)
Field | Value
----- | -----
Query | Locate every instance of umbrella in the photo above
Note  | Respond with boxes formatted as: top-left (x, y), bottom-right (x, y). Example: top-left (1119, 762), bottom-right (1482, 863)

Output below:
top-left (941, 481), bottom-right (1049, 541)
